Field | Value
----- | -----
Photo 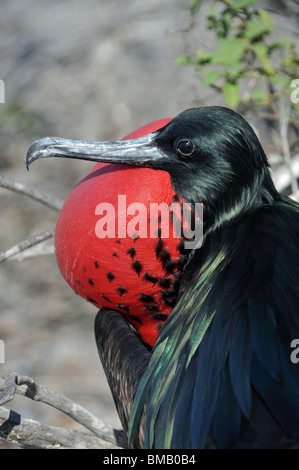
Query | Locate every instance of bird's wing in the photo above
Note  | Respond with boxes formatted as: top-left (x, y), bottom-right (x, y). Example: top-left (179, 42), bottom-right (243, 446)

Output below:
top-left (129, 197), bottom-right (299, 448)
top-left (95, 308), bottom-right (151, 448)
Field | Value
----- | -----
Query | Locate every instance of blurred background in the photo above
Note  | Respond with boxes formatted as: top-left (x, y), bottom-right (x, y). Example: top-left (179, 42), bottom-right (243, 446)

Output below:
top-left (0, 0), bottom-right (298, 448)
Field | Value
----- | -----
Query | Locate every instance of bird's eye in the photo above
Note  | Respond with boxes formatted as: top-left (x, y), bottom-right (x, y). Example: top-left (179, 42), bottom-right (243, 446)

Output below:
top-left (174, 139), bottom-right (196, 158)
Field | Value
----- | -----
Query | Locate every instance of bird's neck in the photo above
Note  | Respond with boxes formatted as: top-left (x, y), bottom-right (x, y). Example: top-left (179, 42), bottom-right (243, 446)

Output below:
top-left (203, 168), bottom-right (280, 237)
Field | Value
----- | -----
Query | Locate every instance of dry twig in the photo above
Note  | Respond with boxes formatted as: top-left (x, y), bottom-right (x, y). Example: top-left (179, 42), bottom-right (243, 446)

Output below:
top-left (0, 371), bottom-right (127, 449)
top-left (0, 174), bottom-right (63, 262)
top-left (0, 229), bottom-right (55, 263)
top-left (0, 174), bottom-right (63, 211)
top-left (0, 405), bottom-right (122, 449)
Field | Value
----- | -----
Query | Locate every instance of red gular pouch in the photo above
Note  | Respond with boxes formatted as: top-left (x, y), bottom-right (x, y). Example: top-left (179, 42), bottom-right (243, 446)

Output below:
top-left (54, 118), bottom-right (190, 348)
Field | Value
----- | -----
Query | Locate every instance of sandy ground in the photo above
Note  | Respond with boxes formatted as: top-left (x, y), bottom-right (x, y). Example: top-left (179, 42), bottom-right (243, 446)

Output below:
top-left (0, 0), bottom-right (298, 449)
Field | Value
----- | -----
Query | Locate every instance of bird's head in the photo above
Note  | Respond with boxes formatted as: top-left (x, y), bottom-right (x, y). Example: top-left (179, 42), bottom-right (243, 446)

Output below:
top-left (26, 106), bottom-right (280, 231)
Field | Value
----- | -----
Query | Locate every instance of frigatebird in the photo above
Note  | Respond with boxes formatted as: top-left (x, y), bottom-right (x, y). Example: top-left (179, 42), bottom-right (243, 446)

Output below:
top-left (26, 106), bottom-right (299, 449)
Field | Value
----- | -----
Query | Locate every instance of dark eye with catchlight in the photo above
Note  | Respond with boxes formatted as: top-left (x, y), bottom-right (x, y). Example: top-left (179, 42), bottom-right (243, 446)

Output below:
top-left (174, 138), bottom-right (196, 158)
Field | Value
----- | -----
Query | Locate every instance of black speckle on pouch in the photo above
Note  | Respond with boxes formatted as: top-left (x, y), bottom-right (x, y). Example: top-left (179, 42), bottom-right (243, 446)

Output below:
top-left (127, 247), bottom-right (136, 259)
top-left (159, 248), bottom-right (170, 269)
top-left (88, 278), bottom-right (94, 286)
top-left (117, 286), bottom-right (127, 296)
top-left (177, 239), bottom-right (187, 255)
top-left (117, 304), bottom-right (131, 315)
top-left (151, 313), bottom-right (168, 321)
top-left (113, 252), bottom-right (119, 258)
top-left (162, 290), bottom-right (176, 299)
top-left (159, 277), bottom-right (171, 289)
top-left (163, 298), bottom-right (176, 308)
top-left (86, 296), bottom-right (98, 304)
top-left (144, 272), bottom-right (158, 285)
top-left (94, 261), bottom-right (99, 269)
top-left (101, 294), bottom-right (112, 303)
top-left (165, 260), bottom-right (176, 274)
top-left (155, 238), bottom-right (163, 258)
top-left (107, 272), bottom-right (115, 282)
top-left (169, 210), bottom-right (174, 224)
top-left (156, 227), bottom-right (162, 239)
top-left (145, 305), bottom-right (160, 312)
top-left (132, 259), bottom-right (142, 276)
top-left (139, 293), bottom-right (157, 304)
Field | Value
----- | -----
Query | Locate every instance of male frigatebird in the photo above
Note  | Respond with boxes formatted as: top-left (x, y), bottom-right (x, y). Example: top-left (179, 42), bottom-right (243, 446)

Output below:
top-left (26, 106), bottom-right (299, 449)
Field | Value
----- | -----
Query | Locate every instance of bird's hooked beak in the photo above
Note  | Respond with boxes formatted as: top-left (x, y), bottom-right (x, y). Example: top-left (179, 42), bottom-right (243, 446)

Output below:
top-left (25, 132), bottom-right (170, 170)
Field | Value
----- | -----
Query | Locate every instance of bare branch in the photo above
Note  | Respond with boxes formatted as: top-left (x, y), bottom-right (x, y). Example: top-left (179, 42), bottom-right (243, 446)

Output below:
top-left (0, 229), bottom-right (55, 263)
top-left (0, 174), bottom-right (63, 211)
top-left (7, 242), bottom-right (55, 261)
top-left (0, 406), bottom-right (122, 449)
top-left (254, 110), bottom-right (299, 128)
top-left (278, 100), bottom-right (299, 198)
top-left (0, 371), bottom-right (17, 405)
top-left (0, 371), bottom-right (127, 449)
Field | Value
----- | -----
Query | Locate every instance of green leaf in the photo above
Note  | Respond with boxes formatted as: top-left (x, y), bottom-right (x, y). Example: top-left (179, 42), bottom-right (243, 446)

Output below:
top-left (273, 36), bottom-right (294, 49)
top-left (203, 69), bottom-right (223, 86)
top-left (268, 75), bottom-right (289, 86)
top-left (211, 38), bottom-right (246, 66)
top-left (250, 89), bottom-right (268, 102)
top-left (223, 81), bottom-right (239, 107)
top-left (228, 64), bottom-right (245, 79)
top-left (244, 19), bottom-right (270, 40)
top-left (258, 10), bottom-right (272, 32)
top-left (176, 55), bottom-right (195, 65)
top-left (231, 0), bottom-right (258, 9)
top-left (282, 54), bottom-right (299, 73)
top-left (251, 43), bottom-right (275, 75)
top-left (196, 49), bottom-right (213, 64)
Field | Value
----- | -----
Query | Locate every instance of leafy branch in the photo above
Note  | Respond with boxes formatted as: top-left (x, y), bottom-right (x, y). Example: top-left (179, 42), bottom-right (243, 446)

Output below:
top-left (177, 0), bottom-right (299, 200)
top-left (178, 0), bottom-right (299, 109)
